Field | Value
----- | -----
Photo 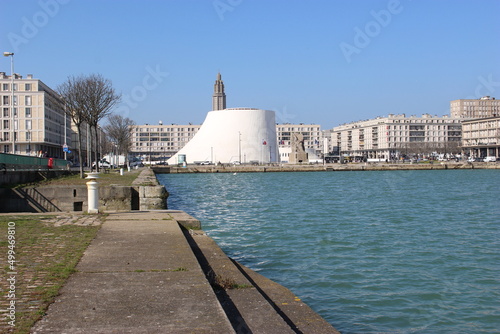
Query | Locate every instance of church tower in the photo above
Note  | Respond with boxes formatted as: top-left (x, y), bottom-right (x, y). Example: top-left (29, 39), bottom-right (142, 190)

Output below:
top-left (212, 72), bottom-right (226, 110)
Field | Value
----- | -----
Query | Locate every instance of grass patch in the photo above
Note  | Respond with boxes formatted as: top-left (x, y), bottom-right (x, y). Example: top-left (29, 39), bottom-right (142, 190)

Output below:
top-left (12, 168), bottom-right (143, 188)
top-left (212, 274), bottom-right (253, 290)
top-left (172, 267), bottom-right (188, 272)
top-left (0, 216), bottom-right (100, 333)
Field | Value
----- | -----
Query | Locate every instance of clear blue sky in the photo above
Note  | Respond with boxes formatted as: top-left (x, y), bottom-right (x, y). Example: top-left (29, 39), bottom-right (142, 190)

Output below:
top-left (1, 0), bottom-right (499, 129)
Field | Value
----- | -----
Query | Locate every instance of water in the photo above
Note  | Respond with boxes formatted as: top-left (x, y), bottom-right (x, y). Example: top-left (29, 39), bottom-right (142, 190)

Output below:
top-left (157, 170), bottom-right (500, 333)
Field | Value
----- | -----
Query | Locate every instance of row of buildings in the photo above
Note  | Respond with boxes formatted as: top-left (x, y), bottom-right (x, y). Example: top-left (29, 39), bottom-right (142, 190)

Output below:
top-left (1, 71), bottom-right (499, 163)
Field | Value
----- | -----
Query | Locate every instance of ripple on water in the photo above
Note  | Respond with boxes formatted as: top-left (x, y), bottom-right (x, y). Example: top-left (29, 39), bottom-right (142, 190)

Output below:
top-left (158, 171), bottom-right (500, 333)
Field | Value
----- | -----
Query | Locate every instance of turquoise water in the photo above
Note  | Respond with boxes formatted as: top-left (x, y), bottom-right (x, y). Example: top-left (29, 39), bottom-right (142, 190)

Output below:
top-left (157, 170), bottom-right (500, 333)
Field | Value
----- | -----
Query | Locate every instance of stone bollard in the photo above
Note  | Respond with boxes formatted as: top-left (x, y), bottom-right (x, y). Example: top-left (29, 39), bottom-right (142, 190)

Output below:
top-left (120, 168), bottom-right (124, 176)
top-left (85, 172), bottom-right (100, 214)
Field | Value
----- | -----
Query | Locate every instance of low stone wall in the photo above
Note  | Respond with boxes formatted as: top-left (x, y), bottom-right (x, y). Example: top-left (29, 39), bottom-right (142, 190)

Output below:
top-left (132, 168), bottom-right (169, 210)
top-left (0, 185), bottom-right (136, 213)
top-left (0, 169), bottom-right (169, 213)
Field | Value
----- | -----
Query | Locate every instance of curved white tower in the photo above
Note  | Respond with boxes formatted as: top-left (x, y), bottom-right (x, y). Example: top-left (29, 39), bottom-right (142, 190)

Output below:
top-left (167, 108), bottom-right (279, 164)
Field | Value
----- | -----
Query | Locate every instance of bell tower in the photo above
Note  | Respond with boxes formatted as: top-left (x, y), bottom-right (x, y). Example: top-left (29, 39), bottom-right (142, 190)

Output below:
top-left (212, 72), bottom-right (226, 110)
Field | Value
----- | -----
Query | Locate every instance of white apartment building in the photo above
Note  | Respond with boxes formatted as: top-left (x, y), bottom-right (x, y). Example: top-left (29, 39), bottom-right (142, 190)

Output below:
top-left (450, 96), bottom-right (500, 119)
top-left (130, 123), bottom-right (201, 161)
top-left (0, 72), bottom-right (71, 158)
top-left (461, 116), bottom-right (500, 158)
top-left (327, 114), bottom-right (462, 161)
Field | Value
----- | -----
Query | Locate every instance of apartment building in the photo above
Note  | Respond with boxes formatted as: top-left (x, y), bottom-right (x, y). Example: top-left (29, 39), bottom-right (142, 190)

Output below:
top-left (450, 96), bottom-right (500, 119)
top-left (327, 114), bottom-right (462, 161)
top-left (461, 116), bottom-right (500, 158)
top-left (130, 123), bottom-right (201, 161)
top-left (0, 72), bottom-right (71, 157)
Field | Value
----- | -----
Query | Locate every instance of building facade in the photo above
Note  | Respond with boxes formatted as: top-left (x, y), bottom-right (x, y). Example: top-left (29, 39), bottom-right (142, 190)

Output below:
top-left (328, 114), bottom-right (462, 161)
top-left (0, 72), bottom-right (71, 158)
top-left (450, 96), bottom-right (500, 119)
top-left (461, 116), bottom-right (500, 158)
top-left (129, 123), bottom-right (200, 162)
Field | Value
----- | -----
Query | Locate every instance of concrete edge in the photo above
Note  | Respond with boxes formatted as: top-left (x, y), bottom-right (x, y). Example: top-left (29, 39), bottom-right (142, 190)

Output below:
top-left (176, 221), bottom-right (340, 333)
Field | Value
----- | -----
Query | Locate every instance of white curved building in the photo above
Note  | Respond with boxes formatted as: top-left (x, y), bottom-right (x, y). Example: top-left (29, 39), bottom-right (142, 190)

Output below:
top-left (167, 108), bottom-right (279, 164)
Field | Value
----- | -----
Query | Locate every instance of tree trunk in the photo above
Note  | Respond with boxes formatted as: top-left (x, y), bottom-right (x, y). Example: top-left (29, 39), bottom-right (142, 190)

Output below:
top-left (77, 123), bottom-right (84, 178)
top-left (94, 125), bottom-right (100, 172)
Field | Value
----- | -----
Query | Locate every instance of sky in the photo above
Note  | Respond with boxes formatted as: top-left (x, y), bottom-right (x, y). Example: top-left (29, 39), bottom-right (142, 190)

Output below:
top-left (1, 0), bottom-right (499, 129)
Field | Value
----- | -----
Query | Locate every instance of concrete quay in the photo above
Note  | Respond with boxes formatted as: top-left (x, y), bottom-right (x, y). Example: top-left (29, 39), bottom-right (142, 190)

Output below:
top-left (154, 162), bottom-right (500, 174)
top-left (31, 210), bottom-right (339, 334)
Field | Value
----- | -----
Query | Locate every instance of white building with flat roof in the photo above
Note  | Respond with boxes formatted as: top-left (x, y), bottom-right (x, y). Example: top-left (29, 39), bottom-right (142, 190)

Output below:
top-left (129, 123), bottom-right (200, 162)
top-left (327, 114), bottom-right (462, 161)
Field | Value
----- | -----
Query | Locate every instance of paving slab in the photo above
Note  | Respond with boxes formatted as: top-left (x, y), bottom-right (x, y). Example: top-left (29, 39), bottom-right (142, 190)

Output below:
top-left (31, 211), bottom-right (234, 334)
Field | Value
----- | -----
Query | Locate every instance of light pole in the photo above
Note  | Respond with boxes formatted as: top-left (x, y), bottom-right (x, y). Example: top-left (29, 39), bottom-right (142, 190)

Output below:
top-left (3, 52), bottom-right (15, 154)
top-left (238, 131), bottom-right (241, 163)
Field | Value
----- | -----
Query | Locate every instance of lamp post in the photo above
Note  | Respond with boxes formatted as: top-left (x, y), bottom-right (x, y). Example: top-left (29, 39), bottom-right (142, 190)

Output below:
top-left (3, 52), bottom-right (15, 154)
top-left (238, 131), bottom-right (241, 163)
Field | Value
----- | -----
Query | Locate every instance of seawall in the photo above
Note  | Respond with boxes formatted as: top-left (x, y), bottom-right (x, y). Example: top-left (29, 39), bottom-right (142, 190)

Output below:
top-left (153, 162), bottom-right (500, 174)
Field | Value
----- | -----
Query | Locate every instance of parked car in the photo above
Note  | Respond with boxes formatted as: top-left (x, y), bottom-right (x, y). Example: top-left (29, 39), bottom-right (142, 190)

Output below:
top-left (200, 161), bottom-right (212, 165)
top-left (129, 160), bottom-right (144, 167)
top-left (92, 160), bottom-right (112, 168)
top-left (484, 156), bottom-right (497, 162)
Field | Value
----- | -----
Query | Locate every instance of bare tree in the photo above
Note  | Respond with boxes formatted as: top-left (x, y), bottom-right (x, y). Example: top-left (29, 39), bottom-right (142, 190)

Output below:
top-left (82, 74), bottom-right (121, 172)
top-left (104, 114), bottom-right (135, 165)
top-left (58, 76), bottom-right (88, 178)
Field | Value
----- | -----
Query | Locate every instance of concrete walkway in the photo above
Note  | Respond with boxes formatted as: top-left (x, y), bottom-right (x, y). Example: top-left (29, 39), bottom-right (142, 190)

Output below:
top-left (31, 210), bottom-right (339, 334)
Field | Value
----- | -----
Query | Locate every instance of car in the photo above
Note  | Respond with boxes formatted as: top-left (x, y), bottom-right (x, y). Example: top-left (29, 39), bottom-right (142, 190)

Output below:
top-left (484, 156), bottom-right (497, 162)
top-left (200, 161), bottom-right (212, 165)
top-left (92, 160), bottom-right (112, 168)
top-left (129, 160), bottom-right (144, 167)
top-left (232, 161), bottom-right (241, 165)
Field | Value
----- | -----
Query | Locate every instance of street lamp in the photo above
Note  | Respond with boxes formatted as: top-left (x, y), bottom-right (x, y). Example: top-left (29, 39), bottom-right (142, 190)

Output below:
top-left (3, 52), bottom-right (15, 154)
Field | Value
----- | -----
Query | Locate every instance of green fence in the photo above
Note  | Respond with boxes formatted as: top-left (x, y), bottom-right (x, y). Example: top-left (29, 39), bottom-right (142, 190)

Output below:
top-left (0, 153), bottom-right (69, 170)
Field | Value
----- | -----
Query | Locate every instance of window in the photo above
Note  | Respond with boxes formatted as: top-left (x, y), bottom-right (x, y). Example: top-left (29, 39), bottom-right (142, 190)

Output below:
top-left (3, 96), bottom-right (9, 105)
top-left (2, 84), bottom-right (8, 91)
top-left (26, 131), bottom-right (31, 140)
top-left (26, 120), bottom-right (32, 130)
top-left (3, 120), bottom-right (9, 129)
top-left (3, 108), bottom-right (8, 117)
top-left (13, 96), bottom-right (17, 106)
top-left (25, 107), bottom-right (31, 117)
top-left (25, 96), bottom-right (32, 106)
top-left (13, 83), bottom-right (17, 91)
top-left (25, 83), bottom-right (31, 91)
